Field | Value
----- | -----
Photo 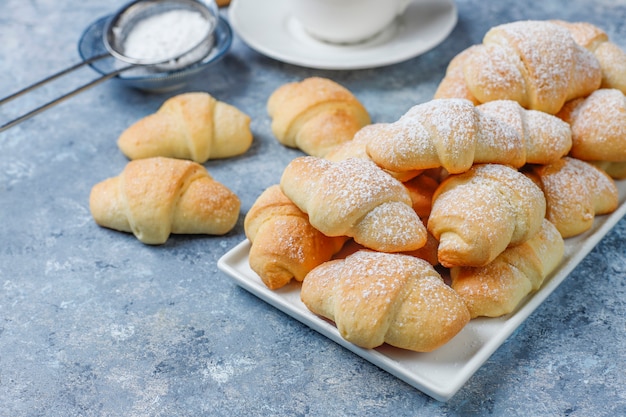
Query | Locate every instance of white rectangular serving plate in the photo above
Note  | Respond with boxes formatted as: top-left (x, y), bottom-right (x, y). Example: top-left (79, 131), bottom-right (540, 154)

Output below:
top-left (218, 179), bottom-right (626, 402)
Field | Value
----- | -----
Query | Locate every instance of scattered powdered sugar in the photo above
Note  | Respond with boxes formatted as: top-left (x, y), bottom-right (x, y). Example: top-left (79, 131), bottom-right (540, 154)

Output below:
top-left (493, 21), bottom-right (573, 108)
top-left (468, 21), bottom-right (600, 113)
top-left (309, 157), bottom-right (409, 224)
top-left (369, 99), bottom-right (485, 173)
top-left (539, 157), bottom-right (618, 217)
top-left (568, 89), bottom-right (626, 160)
top-left (477, 100), bottom-right (572, 163)
top-left (430, 164), bottom-right (545, 265)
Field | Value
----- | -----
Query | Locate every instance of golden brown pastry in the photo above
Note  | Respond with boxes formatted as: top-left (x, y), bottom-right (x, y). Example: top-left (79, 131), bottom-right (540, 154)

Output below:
top-left (244, 185), bottom-right (347, 290)
top-left (451, 219), bottom-right (564, 318)
top-left (592, 161), bottom-right (626, 180)
top-left (401, 231), bottom-right (440, 266)
top-left (90, 157), bottom-right (240, 244)
top-left (476, 100), bottom-right (572, 165)
top-left (117, 92), bottom-right (253, 163)
top-left (403, 172), bottom-right (439, 219)
top-left (439, 21), bottom-right (601, 114)
top-left (556, 89), bottom-right (626, 162)
top-left (364, 99), bottom-right (570, 176)
top-left (301, 250), bottom-right (470, 352)
top-left (280, 156), bottom-right (428, 253)
top-left (267, 77), bottom-right (371, 157)
top-left (326, 125), bottom-right (423, 181)
top-left (428, 164), bottom-right (546, 268)
top-left (434, 45), bottom-right (481, 104)
top-left (551, 20), bottom-right (626, 94)
top-left (526, 157), bottom-right (619, 238)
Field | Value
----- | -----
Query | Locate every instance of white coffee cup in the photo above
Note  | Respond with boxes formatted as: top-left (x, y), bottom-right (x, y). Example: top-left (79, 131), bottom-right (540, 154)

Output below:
top-left (291, 0), bottom-right (414, 44)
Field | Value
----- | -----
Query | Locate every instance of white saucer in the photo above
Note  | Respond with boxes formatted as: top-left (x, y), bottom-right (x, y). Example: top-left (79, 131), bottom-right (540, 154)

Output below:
top-left (228, 0), bottom-right (458, 70)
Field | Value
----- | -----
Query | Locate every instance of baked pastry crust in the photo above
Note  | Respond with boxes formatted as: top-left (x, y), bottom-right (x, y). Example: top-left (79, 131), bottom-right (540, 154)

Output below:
top-left (90, 157), bottom-right (240, 244)
top-left (117, 92), bottom-right (252, 163)
top-left (267, 77), bottom-right (370, 157)
top-left (301, 251), bottom-right (470, 352)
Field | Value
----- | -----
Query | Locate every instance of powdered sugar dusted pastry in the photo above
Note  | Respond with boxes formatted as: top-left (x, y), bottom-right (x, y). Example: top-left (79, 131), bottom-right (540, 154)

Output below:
top-left (326, 125), bottom-right (423, 181)
top-left (455, 21), bottom-right (601, 114)
top-left (301, 251), bottom-right (470, 352)
top-left (451, 219), bottom-right (564, 318)
top-left (280, 156), bottom-right (428, 252)
top-left (526, 157), bottom-right (619, 238)
top-left (364, 99), bottom-right (570, 177)
top-left (434, 45), bottom-right (481, 104)
top-left (428, 164), bottom-right (546, 268)
top-left (403, 172), bottom-right (440, 219)
top-left (557, 89), bottom-right (626, 162)
top-left (476, 100), bottom-right (572, 165)
top-left (551, 20), bottom-right (626, 94)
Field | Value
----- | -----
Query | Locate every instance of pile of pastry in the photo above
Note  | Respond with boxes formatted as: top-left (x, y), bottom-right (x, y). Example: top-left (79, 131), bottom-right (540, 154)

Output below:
top-left (246, 20), bottom-right (626, 353)
top-left (89, 92), bottom-right (253, 244)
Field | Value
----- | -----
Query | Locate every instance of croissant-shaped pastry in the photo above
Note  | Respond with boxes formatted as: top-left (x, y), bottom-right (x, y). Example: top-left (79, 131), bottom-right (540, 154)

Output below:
top-left (428, 164), bottom-right (546, 268)
top-left (592, 161), bottom-right (626, 180)
top-left (364, 99), bottom-right (570, 175)
top-left (444, 21), bottom-right (601, 114)
top-left (326, 125), bottom-right (423, 182)
top-left (451, 219), bottom-right (564, 318)
top-left (556, 89), bottom-right (626, 163)
top-left (433, 45), bottom-right (481, 104)
top-left (476, 100), bottom-right (572, 165)
top-left (551, 20), bottom-right (626, 94)
top-left (89, 157), bottom-right (240, 244)
top-left (267, 77), bottom-right (371, 157)
top-left (117, 92), bottom-right (253, 163)
top-left (403, 172), bottom-right (440, 219)
top-left (280, 156), bottom-right (427, 252)
top-left (244, 185), bottom-right (347, 290)
top-left (525, 157), bottom-right (619, 238)
top-left (301, 251), bottom-right (470, 352)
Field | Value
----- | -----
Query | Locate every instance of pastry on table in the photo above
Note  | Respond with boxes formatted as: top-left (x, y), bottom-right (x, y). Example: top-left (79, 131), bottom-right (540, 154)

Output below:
top-left (301, 250), bottom-right (470, 352)
top-left (267, 77), bottom-right (370, 157)
top-left (90, 157), bottom-right (240, 244)
top-left (117, 92), bottom-right (253, 163)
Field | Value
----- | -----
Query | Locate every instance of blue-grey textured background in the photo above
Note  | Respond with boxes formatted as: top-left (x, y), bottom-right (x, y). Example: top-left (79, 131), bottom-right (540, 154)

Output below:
top-left (1, 0), bottom-right (625, 415)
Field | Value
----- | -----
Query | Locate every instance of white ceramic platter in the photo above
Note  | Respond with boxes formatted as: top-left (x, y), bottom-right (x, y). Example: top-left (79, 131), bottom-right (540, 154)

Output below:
top-left (228, 0), bottom-right (458, 70)
top-left (218, 178), bottom-right (626, 402)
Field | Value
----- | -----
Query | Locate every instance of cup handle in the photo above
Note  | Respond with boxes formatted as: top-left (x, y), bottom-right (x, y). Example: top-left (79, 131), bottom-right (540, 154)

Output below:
top-left (397, 0), bottom-right (414, 15)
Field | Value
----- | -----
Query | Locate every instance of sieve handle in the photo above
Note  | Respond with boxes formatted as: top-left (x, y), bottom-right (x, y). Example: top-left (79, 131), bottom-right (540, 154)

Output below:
top-left (0, 61), bottom-right (135, 133)
top-left (0, 53), bottom-right (110, 107)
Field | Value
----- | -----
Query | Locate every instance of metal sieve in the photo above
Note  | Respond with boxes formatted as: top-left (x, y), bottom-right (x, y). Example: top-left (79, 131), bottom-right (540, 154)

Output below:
top-left (0, 0), bottom-right (220, 132)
